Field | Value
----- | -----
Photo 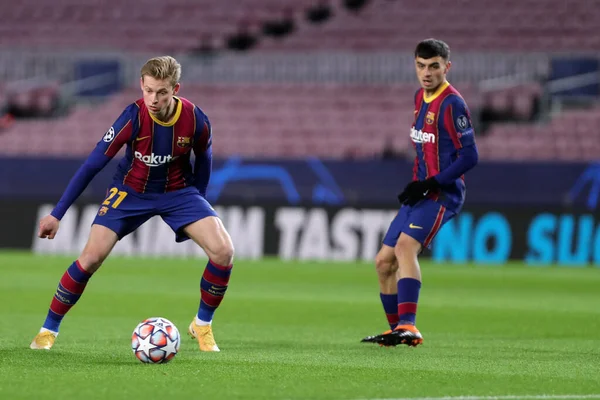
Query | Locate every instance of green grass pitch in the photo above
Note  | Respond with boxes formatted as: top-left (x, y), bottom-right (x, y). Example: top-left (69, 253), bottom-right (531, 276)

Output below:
top-left (0, 251), bottom-right (599, 400)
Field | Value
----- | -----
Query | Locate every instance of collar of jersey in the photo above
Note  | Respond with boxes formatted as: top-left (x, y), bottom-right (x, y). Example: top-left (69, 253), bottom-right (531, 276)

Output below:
top-left (149, 97), bottom-right (182, 126)
top-left (423, 81), bottom-right (450, 103)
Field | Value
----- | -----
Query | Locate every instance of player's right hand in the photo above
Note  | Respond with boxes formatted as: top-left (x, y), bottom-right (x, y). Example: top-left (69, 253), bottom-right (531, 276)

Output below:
top-left (38, 215), bottom-right (60, 239)
top-left (398, 177), bottom-right (440, 206)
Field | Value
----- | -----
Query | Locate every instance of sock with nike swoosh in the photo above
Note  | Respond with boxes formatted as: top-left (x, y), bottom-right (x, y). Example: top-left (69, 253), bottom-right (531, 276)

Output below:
top-left (197, 260), bottom-right (233, 324)
top-left (397, 278), bottom-right (421, 326)
top-left (42, 261), bottom-right (92, 333)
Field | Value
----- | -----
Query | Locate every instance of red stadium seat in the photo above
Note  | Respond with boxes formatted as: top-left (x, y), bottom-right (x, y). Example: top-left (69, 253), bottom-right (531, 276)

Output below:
top-left (1, 82), bottom-right (597, 161)
top-left (0, 0), bottom-right (595, 53)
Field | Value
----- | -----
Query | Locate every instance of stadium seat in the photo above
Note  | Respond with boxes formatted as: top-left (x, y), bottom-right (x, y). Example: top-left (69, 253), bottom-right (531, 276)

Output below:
top-left (0, 0), bottom-right (596, 53)
top-left (0, 82), bottom-right (597, 161)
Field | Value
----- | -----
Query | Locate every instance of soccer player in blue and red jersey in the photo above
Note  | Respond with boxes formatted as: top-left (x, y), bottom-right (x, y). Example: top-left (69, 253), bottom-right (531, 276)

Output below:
top-left (30, 56), bottom-right (233, 352)
top-left (362, 39), bottom-right (479, 347)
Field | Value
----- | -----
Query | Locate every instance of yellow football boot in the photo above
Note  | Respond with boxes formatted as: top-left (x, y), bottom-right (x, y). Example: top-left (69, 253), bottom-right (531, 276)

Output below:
top-left (188, 320), bottom-right (220, 352)
top-left (30, 330), bottom-right (57, 350)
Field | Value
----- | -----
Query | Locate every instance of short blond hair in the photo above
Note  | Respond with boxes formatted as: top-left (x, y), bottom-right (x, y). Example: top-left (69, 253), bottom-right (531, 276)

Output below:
top-left (140, 56), bottom-right (181, 88)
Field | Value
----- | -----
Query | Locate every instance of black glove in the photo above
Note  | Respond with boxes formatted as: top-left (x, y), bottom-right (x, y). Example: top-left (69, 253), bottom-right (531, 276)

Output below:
top-left (397, 177), bottom-right (441, 206)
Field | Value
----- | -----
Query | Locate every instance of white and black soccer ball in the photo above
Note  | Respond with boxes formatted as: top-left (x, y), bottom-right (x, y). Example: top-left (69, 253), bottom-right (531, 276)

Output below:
top-left (131, 317), bottom-right (180, 364)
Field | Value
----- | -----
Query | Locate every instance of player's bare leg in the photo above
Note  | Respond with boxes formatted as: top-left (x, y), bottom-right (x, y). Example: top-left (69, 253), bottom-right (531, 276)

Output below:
top-left (363, 234), bottom-right (424, 347)
top-left (78, 224), bottom-right (120, 273)
top-left (31, 224), bottom-right (119, 350)
top-left (184, 216), bottom-right (234, 352)
top-left (185, 216), bottom-right (234, 267)
top-left (376, 245), bottom-right (398, 294)
top-left (395, 233), bottom-right (422, 281)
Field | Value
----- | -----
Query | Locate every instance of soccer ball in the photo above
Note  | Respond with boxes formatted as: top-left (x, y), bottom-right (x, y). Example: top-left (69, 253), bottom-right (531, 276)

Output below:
top-left (131, 317), bottom-right (180, 364)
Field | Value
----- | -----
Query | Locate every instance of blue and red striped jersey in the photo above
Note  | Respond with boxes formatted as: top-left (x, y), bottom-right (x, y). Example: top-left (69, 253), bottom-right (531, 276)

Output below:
top-left (99, 96), bottom-right (211, 193)
top-left (410, 81), bottom-right (477, 212)
top-left (51, 96), bottom-right (212, 220)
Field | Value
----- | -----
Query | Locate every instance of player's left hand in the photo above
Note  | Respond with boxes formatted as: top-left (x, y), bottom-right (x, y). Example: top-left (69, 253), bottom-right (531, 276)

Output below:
top-left (398, 177), bottom-right (440, 206)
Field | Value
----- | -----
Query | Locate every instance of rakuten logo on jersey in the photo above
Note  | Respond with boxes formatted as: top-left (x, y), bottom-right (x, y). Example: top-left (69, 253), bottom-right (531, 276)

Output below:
top-left (134, 151), bottom-right (177, 167)
top-left (410, 127), bottom-right (436, 144)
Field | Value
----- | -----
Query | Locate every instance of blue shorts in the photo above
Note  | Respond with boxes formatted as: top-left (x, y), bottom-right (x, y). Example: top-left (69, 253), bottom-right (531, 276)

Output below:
top-left (382, 199), bottom-right (456, 249)
top-left (93, 183), bottom-right (218, 242)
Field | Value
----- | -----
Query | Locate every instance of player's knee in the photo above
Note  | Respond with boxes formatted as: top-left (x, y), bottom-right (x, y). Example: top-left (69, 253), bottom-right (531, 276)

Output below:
top-left (375, 255), bottom-right (396, 278)
top-left (78, 250), bottom-right (108, 273)
top-left (394, 236), bottom-right (421, 261)
top-left (210, 241), bottom-right (235, 267)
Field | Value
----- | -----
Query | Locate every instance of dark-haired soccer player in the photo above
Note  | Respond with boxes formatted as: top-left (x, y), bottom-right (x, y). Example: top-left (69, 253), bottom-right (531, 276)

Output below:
top-left (362, 39), bottom-right (479, 347)
top-left (30, 56), bottom-right (233, 353)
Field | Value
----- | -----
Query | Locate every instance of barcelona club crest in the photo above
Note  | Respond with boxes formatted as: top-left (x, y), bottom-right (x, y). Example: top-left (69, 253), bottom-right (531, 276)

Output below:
top-left (426, 111), bottom-right (435, 125)
top-left (98, 206), bottom-right (109, 216)
top-left (177, 136), bottom-right (191, 148)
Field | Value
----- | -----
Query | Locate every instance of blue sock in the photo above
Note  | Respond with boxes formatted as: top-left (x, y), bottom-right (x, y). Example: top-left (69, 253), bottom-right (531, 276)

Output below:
top-left (380, 293), bottom-right (399, 329)
top-left (43, 261), bottom-right (91, 333)
top-left (197, 260), bottom-right (232, 323)
top-left (397, 278), bottom-right (421, 326)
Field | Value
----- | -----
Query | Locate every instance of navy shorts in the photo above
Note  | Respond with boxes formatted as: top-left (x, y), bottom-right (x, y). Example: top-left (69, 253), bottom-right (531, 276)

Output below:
top-left (93, 183), bottom-right (218, 242)
top-left (382, 199), bottom-right (456, 249)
